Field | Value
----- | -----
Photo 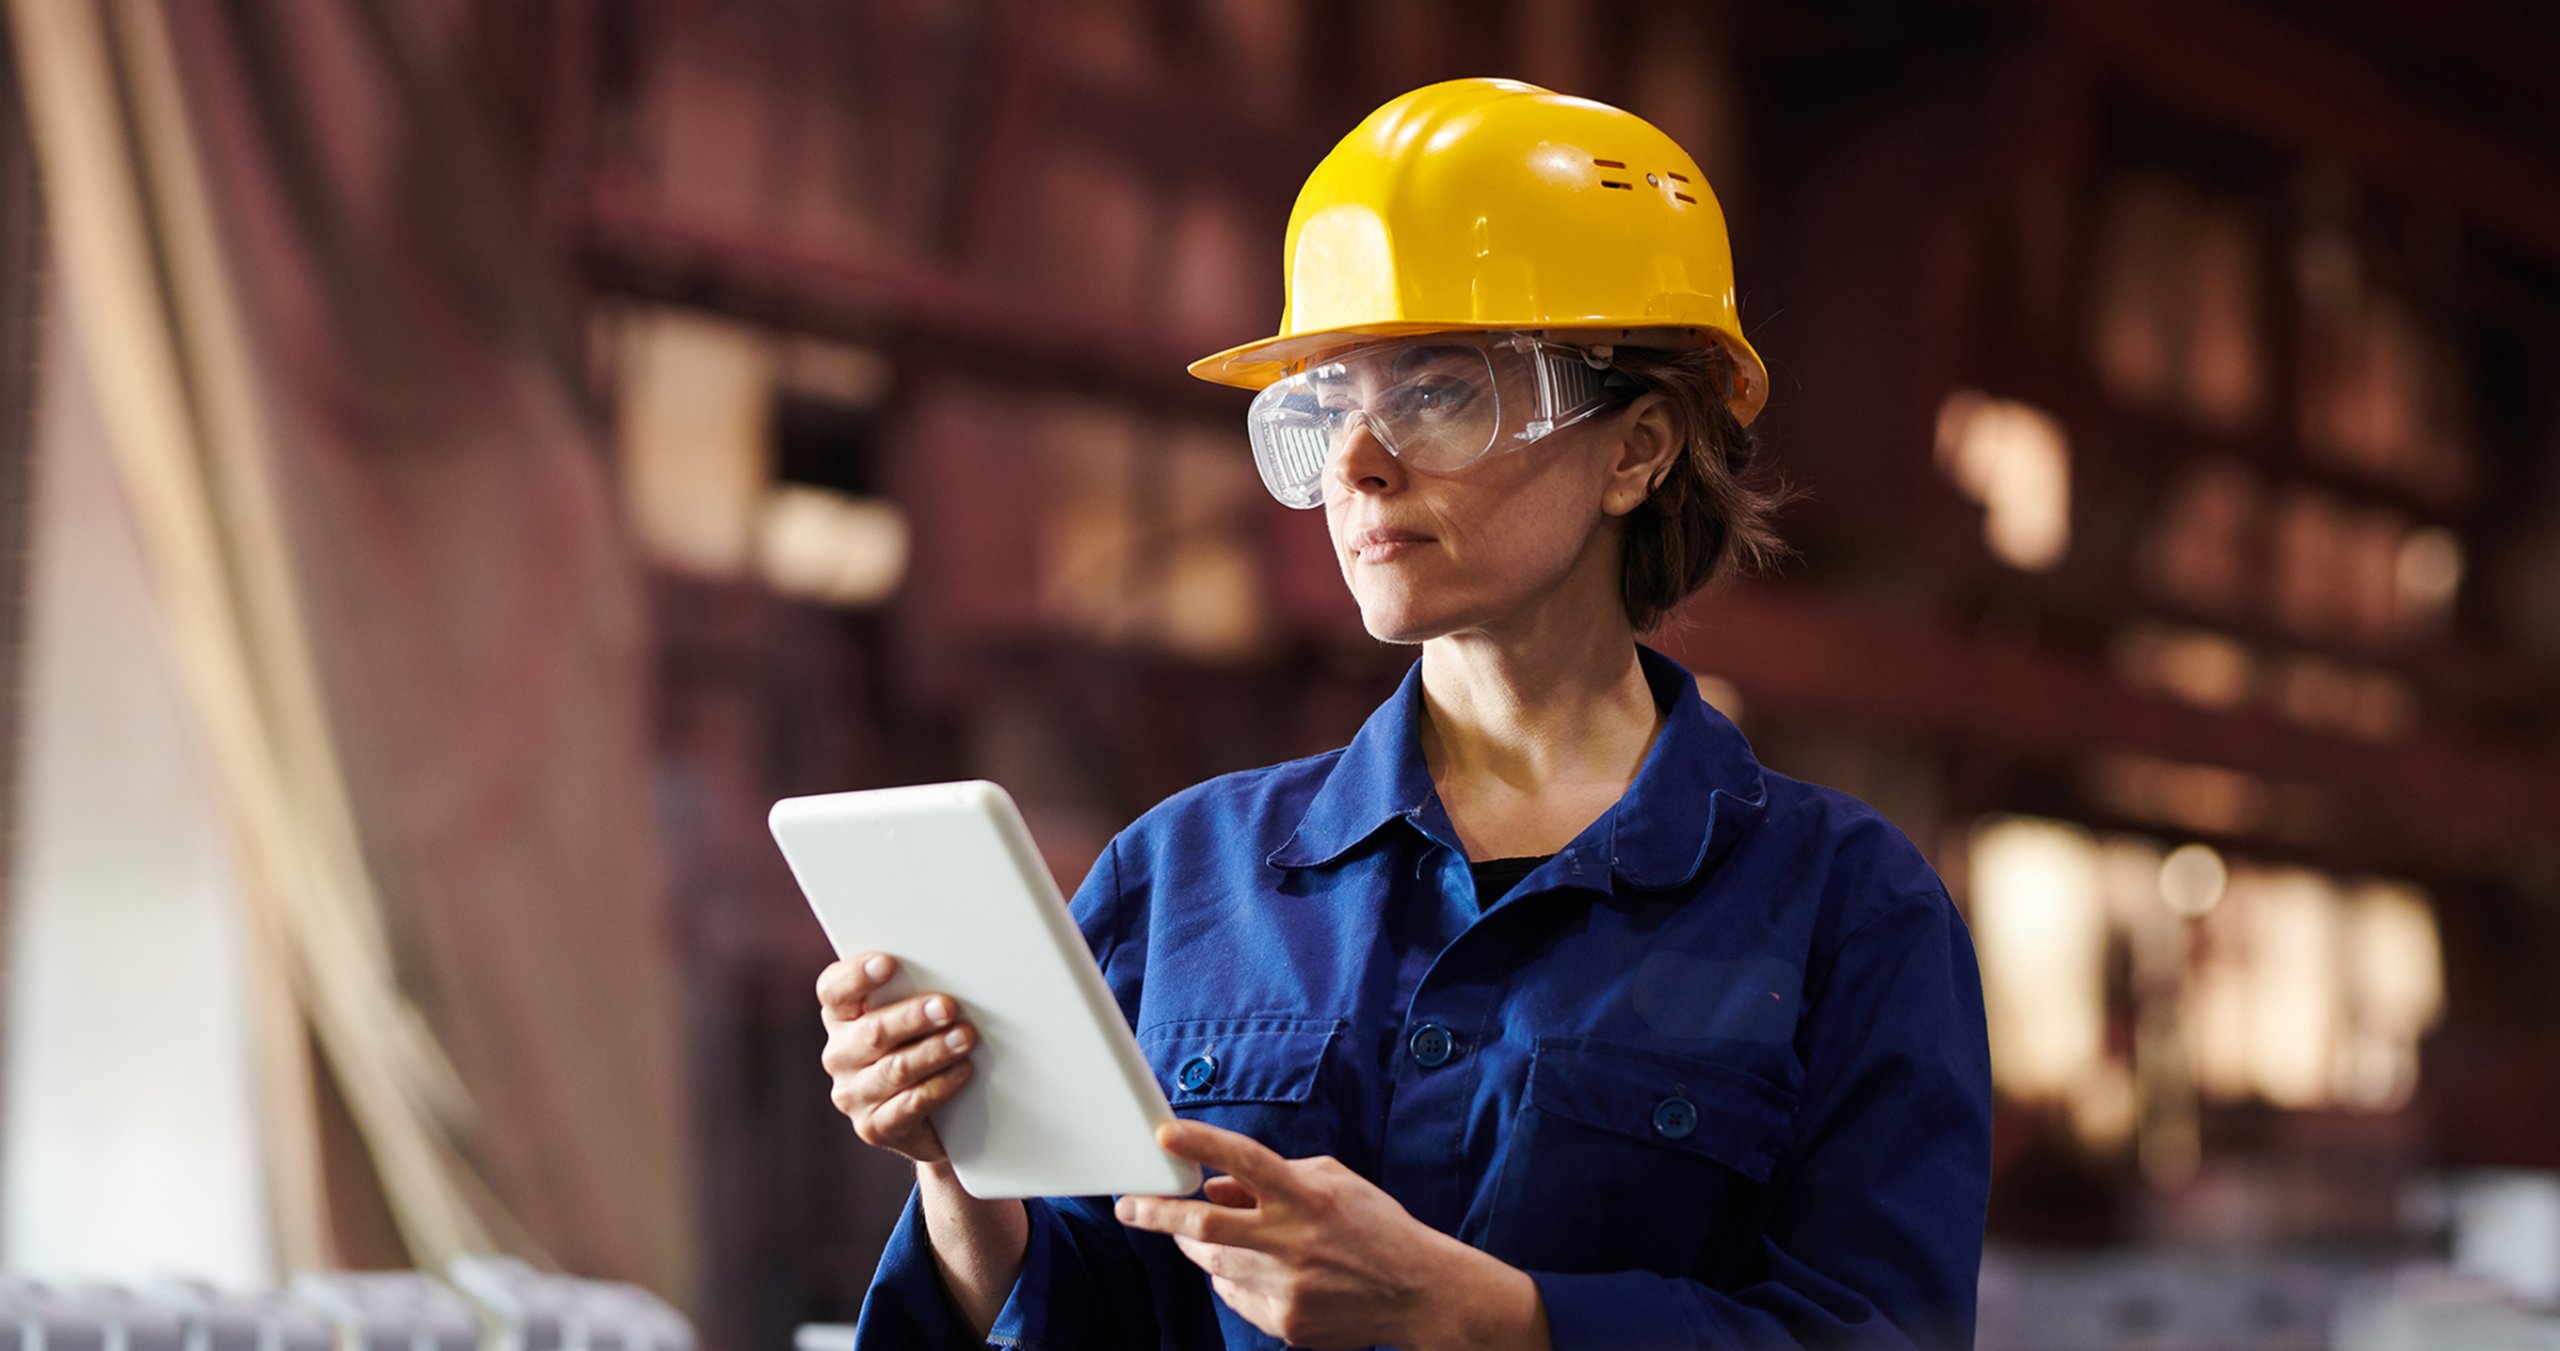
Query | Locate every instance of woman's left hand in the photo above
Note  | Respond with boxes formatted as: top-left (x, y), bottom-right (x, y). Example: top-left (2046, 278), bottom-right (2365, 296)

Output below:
top-left (1114, 1119), bottom-right (1549, 1350)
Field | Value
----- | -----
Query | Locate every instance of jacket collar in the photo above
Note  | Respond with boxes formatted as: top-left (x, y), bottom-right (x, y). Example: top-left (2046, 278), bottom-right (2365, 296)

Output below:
top-left (1267, 644), bottom-right (1768, 892)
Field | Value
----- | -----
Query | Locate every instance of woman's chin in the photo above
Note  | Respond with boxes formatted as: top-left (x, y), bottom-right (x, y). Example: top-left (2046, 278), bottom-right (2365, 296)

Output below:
top-left (1359, 617), bottom-right (1434, 645)
top-left (1353, 594), bottom-right (1463, 645)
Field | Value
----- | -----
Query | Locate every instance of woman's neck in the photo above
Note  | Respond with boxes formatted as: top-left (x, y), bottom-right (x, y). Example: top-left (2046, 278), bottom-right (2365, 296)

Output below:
top-left (1416, 614), bottom-right (1665, 859)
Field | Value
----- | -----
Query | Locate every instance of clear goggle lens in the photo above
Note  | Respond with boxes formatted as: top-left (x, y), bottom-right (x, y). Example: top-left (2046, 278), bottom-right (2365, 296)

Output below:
top-left (1245, 334), bottom-right (1634, 508)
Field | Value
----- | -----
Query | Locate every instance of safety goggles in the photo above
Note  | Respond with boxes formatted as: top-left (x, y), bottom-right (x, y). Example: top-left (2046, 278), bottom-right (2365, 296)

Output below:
top-left (1245, 332), bottom-right (1640, 508)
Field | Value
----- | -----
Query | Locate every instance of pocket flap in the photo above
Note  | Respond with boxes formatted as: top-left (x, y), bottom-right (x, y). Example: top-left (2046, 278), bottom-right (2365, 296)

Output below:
top-left (1524, 1037), bottom-right (1796, 1182)
top-left (1138, 1017), bottom-right (1342, 1107)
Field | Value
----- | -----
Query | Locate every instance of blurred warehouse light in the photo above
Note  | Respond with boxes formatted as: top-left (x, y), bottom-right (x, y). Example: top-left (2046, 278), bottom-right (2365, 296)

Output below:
top-left (2338, 882), bottom-right (2444, 1111)
top-left (618, 310), bottom-right (909, 609)
top-left (1969, 817), bottom-right (2107, 1100)
top-left (1935, 390), bottom-right (2072, 571)
top-left (1040, 413), bottom-right (1270, 661)
top-left (2272, 655), bottom-right (2418, 741)
top-left (2395, 527), bottom-right (2464, 630)
top-left (618, 308), bottom-right (771, 578)
top-left (2158, 843), bottom-right (2228, 918)
top-left (756, 488), bottom-right (910, 608)
top-left (779, 337), bottom-right (895, 408)
top-left (2292, 218), bottom-right (2475, 507)
top-left (2141, 458), bottom-right (2261, 616)
top-left (2085, 752), bottom-right (2271, 836)
top-left (2188, 917), bottom-right (2256, 1104)
top-left (2191, 865), bottom-right (2443, 1113)
top-left (2110, 622), bottom-right (2255, 711)
top-left (2109, 621), bottom-right (2418, 742)
top-left (1969, 815), bottom-right (2446, 1173)
top-left (2246, 869), bottom-right (2343, 1109)
top-left (2090, 175), bottom-right (2267, 432)
top-left (2271, 488), bottom-right (2406, 644)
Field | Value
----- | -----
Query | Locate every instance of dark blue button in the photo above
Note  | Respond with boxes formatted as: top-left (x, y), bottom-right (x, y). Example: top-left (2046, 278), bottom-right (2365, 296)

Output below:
top-left (1652, 1095), bottom-right (1699, 1140)
top-left (1408, 1023), bottom-right (1456, 1068)
top-left (1176, 1053), bottom-right (1218, 1092)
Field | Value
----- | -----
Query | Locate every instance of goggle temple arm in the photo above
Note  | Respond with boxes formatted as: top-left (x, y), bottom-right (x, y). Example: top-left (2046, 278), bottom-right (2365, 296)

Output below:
top-left (1517, 340), bottom-right (1641, 441)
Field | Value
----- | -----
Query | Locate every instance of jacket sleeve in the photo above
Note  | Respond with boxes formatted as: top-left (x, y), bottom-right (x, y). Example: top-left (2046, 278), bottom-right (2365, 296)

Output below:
top-left (852, 1189), bottom-right (1164, 1348)
top-left (852, 836), bottom-right (1211, 1349)
top-left (1527, 892), bottom-right (1993, 1351)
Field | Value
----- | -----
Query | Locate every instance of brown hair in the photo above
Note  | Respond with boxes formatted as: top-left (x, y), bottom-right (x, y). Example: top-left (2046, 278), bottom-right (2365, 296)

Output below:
top-left (1605, 344), bottom-right (1796, 631)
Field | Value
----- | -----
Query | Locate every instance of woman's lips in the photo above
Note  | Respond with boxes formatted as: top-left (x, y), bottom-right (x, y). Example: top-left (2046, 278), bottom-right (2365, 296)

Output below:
top-left (1348, 526), bottom-right (1434, 562)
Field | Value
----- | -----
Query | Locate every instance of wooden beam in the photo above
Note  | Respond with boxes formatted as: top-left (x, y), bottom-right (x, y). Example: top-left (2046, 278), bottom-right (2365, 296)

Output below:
top-left (578, 190), bottom-right (1248, 418)
top-left (1665, 581), bottom-right (2560, 866)
top-left (2059, 0), bottom-right (2560, 268)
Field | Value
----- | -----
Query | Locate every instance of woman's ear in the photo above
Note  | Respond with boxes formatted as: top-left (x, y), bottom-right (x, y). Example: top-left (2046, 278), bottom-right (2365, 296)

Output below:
top-left (1603, 394), bottom-right (1681, 517)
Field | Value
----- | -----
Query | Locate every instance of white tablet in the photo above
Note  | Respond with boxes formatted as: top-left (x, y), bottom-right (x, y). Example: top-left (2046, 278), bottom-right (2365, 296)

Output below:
top-left (769, 780), bottom-right (1201, 1200)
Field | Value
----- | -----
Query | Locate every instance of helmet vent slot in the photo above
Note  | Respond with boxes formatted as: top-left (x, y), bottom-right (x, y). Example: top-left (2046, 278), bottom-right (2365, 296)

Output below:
top-left (1592, 158), bottom-right (1626, 169)
top-left (1667, 171), bottom-right (1692, 183)
top-left (1673, 192), bottom-right (1697, 204)
top-left (1599, 180), bottom-right (1633, 190)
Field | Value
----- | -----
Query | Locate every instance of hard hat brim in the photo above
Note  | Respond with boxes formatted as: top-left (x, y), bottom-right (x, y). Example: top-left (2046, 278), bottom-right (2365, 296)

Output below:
top-left (1189, 322), bottom-right (1769, 426)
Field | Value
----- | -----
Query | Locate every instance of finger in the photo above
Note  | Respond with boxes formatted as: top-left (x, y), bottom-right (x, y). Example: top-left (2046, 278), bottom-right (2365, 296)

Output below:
top-left (899, 1059), bottom-right (973, 1114)
top-left (866, 1058), bottom-right (971, 1135)
top-left (848, 1085), bottom-right (948, 1165)
top-left (1114, 1194), bottom-right (1262, 1248)
top-left (1201, 1175), bottom-right (1257, 1208)
top-left (1171, 1232), bottom-right (1229, 1279)
top-left (867, 1021), bottom-right (975, 1092)
top-left (816, 954), bottom-right (896, 1020)
top-left (1154, 1119), bottom-right (1295, 1197)
top-left (858, 991), bottom-right (961, 1058)
top-left (1174, 1234), bottom-right (1283, 1288)
top-left (822, 1004), bottom-right (967, 1078)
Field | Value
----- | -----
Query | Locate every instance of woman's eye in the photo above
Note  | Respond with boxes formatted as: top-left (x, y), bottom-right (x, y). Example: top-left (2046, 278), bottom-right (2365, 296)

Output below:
top-left (1388, 376), bottom-right (1476, 420)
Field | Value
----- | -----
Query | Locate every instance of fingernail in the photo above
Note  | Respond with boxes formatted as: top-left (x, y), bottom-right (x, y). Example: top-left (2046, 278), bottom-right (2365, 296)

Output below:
top-left (944, 1028), bottom-right (969, 1052)
top-left (1114, 1196), bottom-right (1136, 1222)
top-left (925, 997), bottom-right (950, 1023)
top-left (863, 956), bottom-right (890, 979)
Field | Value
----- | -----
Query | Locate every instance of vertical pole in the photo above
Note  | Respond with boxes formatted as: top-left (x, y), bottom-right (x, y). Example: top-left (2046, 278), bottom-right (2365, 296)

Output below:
top-left (0, 0), bottom-right (45, 1206)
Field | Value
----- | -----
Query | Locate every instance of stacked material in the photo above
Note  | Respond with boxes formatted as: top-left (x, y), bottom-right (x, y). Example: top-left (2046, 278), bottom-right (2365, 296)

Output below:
top-left (0, 1259), bottom-right (692, 1351)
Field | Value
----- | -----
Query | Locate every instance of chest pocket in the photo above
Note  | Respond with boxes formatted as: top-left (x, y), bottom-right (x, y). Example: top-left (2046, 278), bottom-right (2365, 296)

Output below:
top-left (1484, 1036), bottom-right (1797, 1278)
top-left (1138, 1017), bottom-right (1344, 1165)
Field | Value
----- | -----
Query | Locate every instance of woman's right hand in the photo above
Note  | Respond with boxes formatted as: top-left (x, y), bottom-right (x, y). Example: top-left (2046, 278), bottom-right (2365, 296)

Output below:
top-left (817, 954), bottom-right (977, 1164)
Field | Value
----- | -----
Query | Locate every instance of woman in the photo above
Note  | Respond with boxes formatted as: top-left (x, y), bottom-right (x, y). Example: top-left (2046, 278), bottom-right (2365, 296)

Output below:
top-left (819, 78), bottom-right (1991, 1350)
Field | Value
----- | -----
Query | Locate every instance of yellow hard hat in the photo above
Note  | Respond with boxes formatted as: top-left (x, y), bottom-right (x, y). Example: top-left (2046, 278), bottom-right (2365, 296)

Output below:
top-left (1189, 77), bottom-right (1768, 425)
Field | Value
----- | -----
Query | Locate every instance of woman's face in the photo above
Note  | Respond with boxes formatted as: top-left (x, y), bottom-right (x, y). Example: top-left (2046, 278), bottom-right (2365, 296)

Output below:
top-left (1319, 372), bottom-right (1669, 644)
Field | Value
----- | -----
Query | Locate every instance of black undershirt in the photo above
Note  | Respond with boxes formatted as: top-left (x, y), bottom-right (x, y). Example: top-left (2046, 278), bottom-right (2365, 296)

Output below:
top-left (1468, 854), bottom-right (1554, 909)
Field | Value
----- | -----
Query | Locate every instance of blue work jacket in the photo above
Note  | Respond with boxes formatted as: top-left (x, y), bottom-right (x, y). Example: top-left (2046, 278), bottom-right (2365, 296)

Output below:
top-left (855, 644), bottom-right (1992, 1349)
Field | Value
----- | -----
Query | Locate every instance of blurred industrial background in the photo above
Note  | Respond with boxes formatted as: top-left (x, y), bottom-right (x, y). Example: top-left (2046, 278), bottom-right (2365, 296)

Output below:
top-left (2, 1), bottom-right (2558, 1348)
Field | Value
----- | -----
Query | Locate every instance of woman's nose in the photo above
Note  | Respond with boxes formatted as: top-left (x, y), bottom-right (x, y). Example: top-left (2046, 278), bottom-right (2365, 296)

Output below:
top-left (1325, 412), bottom-right (1404, 498)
